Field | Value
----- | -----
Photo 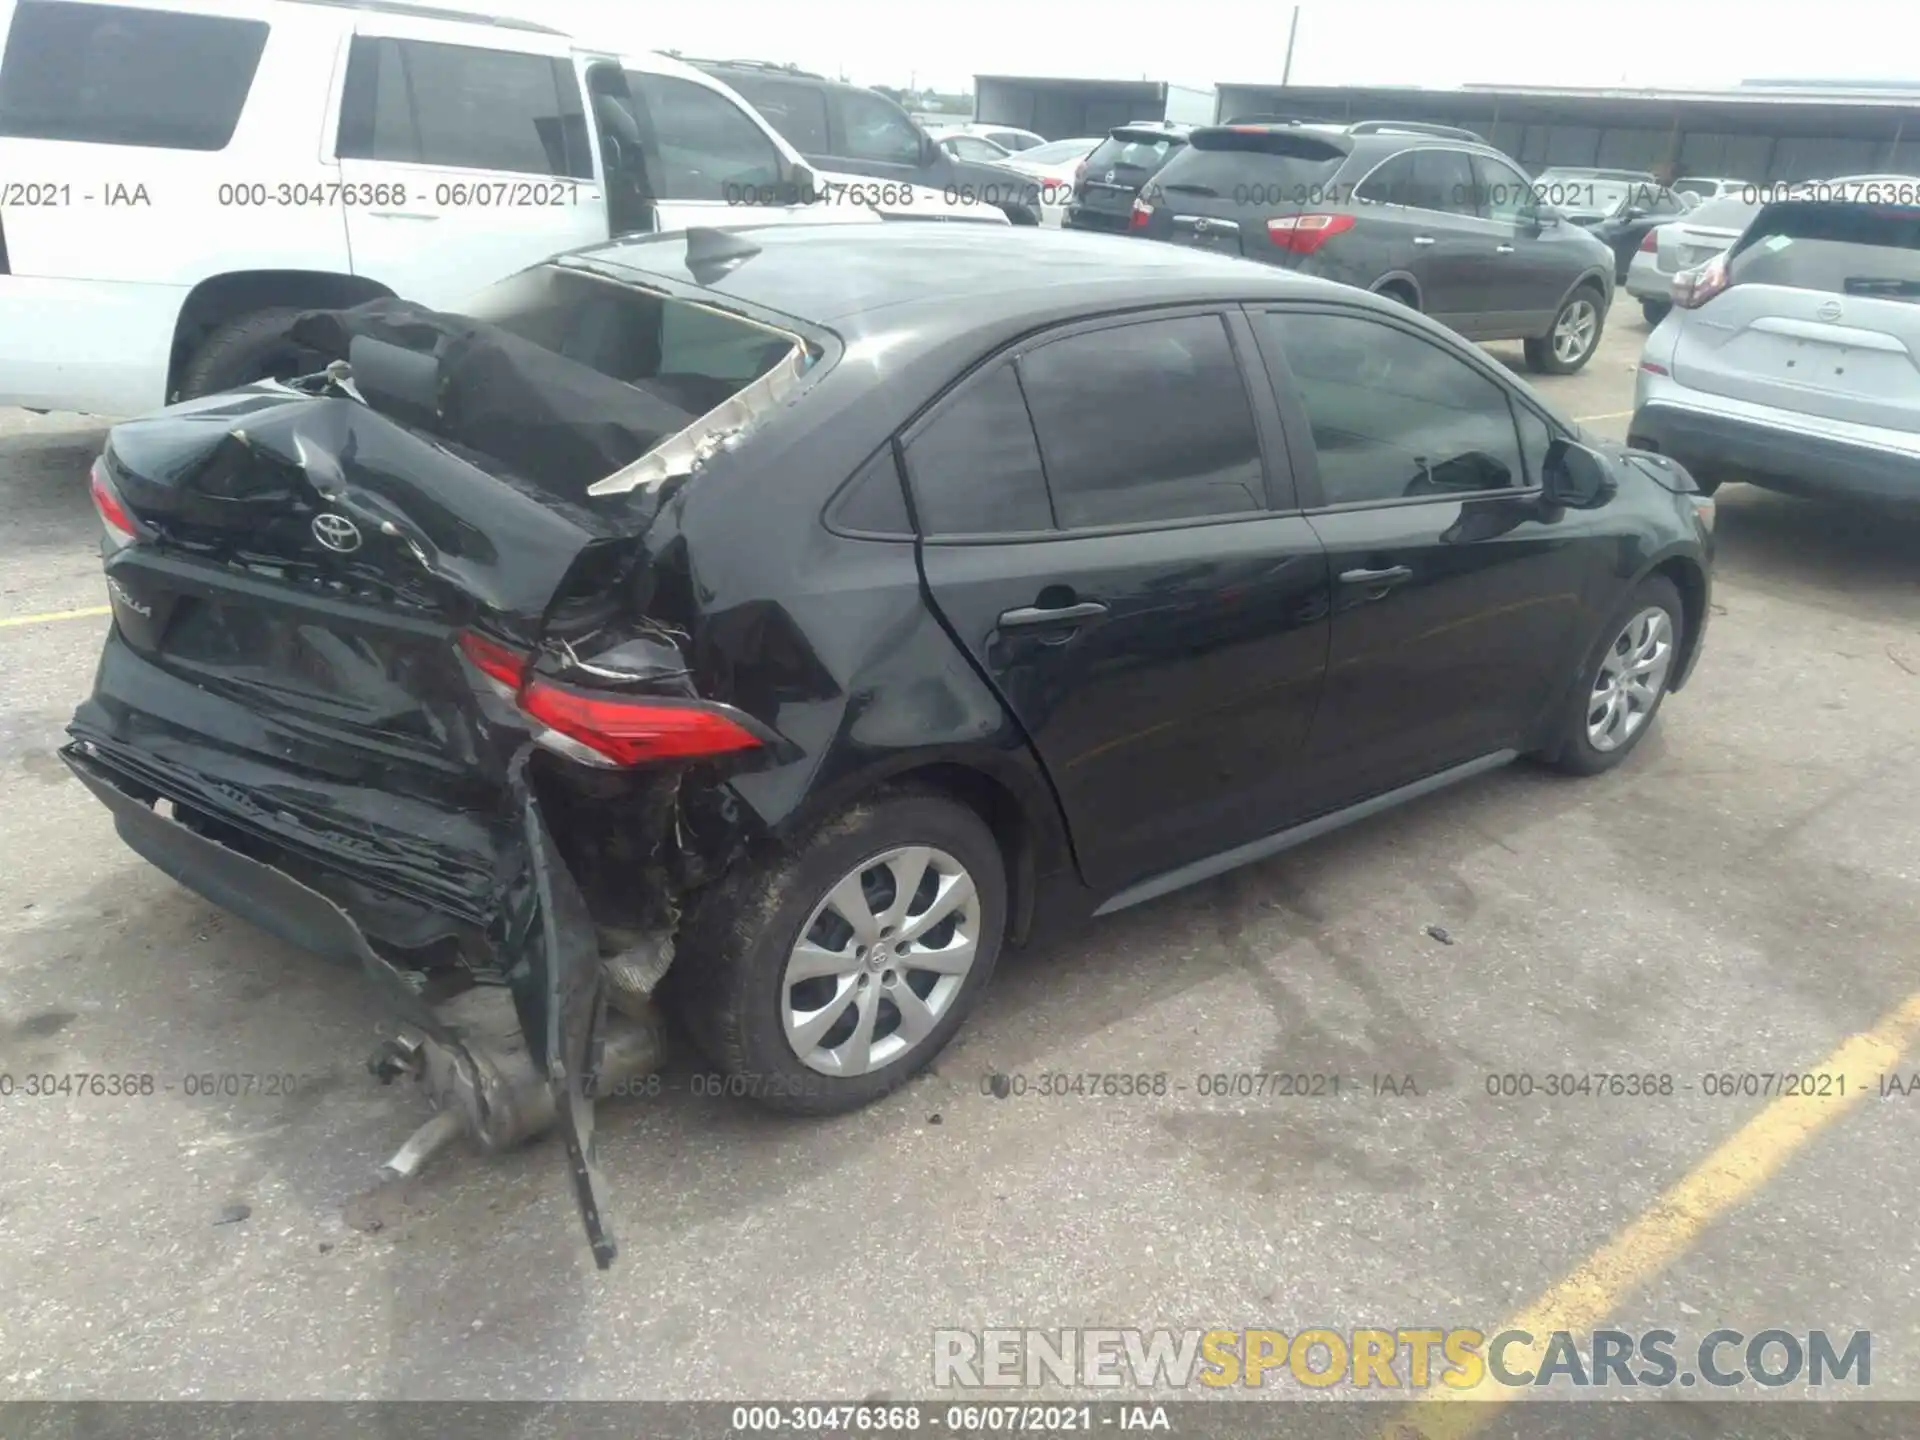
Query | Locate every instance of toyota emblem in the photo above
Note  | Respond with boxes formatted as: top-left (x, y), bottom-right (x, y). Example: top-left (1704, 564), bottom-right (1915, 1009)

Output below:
top-left (1816, 299), bottom-right (1843, 321)
top-left (312, 512), bottom-right (362, 553)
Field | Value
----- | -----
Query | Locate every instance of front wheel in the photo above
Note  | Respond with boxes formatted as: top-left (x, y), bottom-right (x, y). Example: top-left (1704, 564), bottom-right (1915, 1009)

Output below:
top-left (666, 790), bottom-right (1007, 1115)
top-left (1524, 287), bottom-right (1606, 375)
top-left (1541, 575), bottom-right (1685, 776)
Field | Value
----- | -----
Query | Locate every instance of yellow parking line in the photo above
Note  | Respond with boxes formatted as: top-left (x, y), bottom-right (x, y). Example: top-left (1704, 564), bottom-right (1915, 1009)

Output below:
top-left (0, 604), bottom-right (110, 630)
top-left (1387, 988), bottom-right (1920, 1440)
top-left (1573, 409), bottom-right (1636, 422)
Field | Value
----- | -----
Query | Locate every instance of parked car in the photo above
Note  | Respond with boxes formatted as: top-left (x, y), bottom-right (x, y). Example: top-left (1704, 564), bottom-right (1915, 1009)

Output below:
top-left (1674, 175), bottom-right (1744, 202)
top-left (688, 58), bottom-right (1043, 223)
top-left (996, 136), bottom-right (1101, 227)
top-left (1541, 174), bottom-right (1693, 283)
top-left (926, 125), bottom-right (1012, 162)
top-left (933, 120), bottom-right (1046, 153)
top-left (66, 223), bottom-right (1714, 1265)
top-left (0, 0), bottom-right (992, 418)
top-left (1063, 121), bottom-right (1192, 233)
top-left (1625, 192), bottom-right (1762, 324)
top-left (1632, 194), bottom-right (1920, 507)
top-left (1131, 120), bottom-right (1618, 373)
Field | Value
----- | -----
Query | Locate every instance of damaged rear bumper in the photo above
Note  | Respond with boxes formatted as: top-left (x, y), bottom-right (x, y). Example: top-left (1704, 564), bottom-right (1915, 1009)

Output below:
top-left (61, 732), bottom-right (639, 1268)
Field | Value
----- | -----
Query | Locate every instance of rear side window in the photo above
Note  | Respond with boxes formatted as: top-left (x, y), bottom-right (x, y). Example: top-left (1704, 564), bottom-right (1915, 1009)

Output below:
top-left (904, 365), bottom-right (1055, 536)
top-left (1153, 130), bottom-right (1344, 205)
top-left (0, 0), bottom-right (266, 150)
top-left (338, 37), bottom-right (591, 178)
top-left (1729, 202), bottom-right (1920, 300)
top-left (1018, 315), bottom-right (1266, 529)
top-left (727, 75), bottom-right (830, 154)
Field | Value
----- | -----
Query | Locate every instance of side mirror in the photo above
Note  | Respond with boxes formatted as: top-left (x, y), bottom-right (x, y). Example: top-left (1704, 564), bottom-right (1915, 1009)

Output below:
top-left (1542, 436), bottom-right (1617, 509)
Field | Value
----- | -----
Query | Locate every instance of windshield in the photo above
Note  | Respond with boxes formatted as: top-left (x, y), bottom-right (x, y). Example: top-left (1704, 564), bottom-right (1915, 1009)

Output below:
top-left (1729, 201), bottom-right (1920, 300)
top-left (1685, 193), bottom-right (1762, 232)
top-left (1084, 131), bottom-right (1184, 179)
top-left (1021, 138), bottom-right (1099, 165)
top-left (1152, 131), bottom-right (1345, 204)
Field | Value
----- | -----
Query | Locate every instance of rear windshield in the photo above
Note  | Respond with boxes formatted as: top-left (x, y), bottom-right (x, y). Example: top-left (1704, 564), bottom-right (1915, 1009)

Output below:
top-left (0, 0), bottom-right (267, 150)
top-left (1085, 131), bottom-right (1185, 178)
top-left (1729, 202), bottom-right (1920, 301)
top-left (1152, 131), bottom-right (1344, 204)
top-left (1685, 193), bottom-right (1762, 231)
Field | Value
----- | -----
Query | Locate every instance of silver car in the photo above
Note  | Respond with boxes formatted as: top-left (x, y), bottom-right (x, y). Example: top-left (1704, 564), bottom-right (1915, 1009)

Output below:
top-left (1625, 191), bottom-right (1762, 324)
top-left (1631, 191), bottom-right (1920, 506)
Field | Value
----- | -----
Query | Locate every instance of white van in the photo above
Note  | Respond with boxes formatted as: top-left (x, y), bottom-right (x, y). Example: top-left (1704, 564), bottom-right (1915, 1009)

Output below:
top-left (0, 0), bottom-right (998, 417)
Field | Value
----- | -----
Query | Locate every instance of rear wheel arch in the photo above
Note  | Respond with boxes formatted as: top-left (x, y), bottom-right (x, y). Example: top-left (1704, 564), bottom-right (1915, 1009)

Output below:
top-left (168, 270), bottom-right (395, 399)
top-left (1372, 274), bottom-right (1422, 309)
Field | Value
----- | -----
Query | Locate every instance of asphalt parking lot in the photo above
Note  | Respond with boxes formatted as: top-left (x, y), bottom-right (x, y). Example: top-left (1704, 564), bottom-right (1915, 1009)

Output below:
top-left (2, 300), bottom-right (1918, 1410)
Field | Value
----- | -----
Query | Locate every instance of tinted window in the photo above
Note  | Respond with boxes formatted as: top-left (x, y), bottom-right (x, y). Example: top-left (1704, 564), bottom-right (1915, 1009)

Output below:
top-left (1414, 149), bottom-right (1478, 215)
top-left (1686, 193), bottom-right (1761, 231)
top-left (1357, 152), bottom-right (1419, 207)
top-left (946, 134), bottom-right (1007, 161)
top-left (1152, 131), bottom-right (1344, 204)
top-left (838, 89), bottom-right (920, 165)
top-left (1018, 315), bottom-right (1265, 529)
top-left (338, 38), bottom-right (590, 178)
top-left (627, 74), bottom-right (782, 201)
top-left (1264, 311), bottom-right (1525, 505)
top-left (0, 0), bottom-right (265, 150)
top-left (1727, 202), bottom-right (1920, 297)
top-left (904, 365), bottom-right (1054, 535)
top-left (1084, 131), bottom-right (1183, 181)
top-left (830, 448), bottom-right (913, 536)
top-left (726, 74), bottom-right (830, 154)
top-left (1473, 153), bottom-right (1536, 222)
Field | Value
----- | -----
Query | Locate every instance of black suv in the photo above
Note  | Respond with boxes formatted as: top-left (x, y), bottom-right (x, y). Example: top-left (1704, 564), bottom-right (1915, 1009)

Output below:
top-left (688, 59), bottom-right (1042, 223)
top-left (1132, 120), bottom-right (1619, 373)
top-left (1064, 122), bottom-right (1192, 234)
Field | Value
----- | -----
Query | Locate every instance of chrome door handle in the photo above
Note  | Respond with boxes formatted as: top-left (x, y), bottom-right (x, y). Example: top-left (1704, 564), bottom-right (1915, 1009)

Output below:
top-left (1496, 243), bottom-right (1515, 253)
top-left (998, 600), bottom-right (1109, 628)
top-left (1412, 235), bottom-right (1436, 246)
top-left (1339, 565), bottom-right (1413, 586)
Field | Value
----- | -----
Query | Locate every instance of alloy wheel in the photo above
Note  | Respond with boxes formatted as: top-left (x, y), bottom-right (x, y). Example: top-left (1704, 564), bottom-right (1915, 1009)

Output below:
top-left (781, 846), bottom-right (982, 1077)
top-left (1587, 606), bottom-right (1675, 752)
top-left (1553, 298), bottom-right (1600, 365)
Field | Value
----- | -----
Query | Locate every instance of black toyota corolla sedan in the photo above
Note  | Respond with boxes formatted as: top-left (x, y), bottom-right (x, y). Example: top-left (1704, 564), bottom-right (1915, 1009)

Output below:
top-left (65, 225), bottom-right (1713, 1265)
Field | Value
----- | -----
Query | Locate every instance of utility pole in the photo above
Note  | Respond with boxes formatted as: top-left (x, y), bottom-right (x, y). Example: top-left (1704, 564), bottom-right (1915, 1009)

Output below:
top-left (1281, 5), bottom-right (1300, 86)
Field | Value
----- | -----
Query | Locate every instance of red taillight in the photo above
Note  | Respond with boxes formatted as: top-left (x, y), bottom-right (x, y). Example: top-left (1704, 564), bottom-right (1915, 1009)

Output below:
top-left (457, 631), bottom-right (763, 768)
top-left (1672, 253), bottom-right (1729, 310)
top-left (1128, 195), bottom-right (1153, 232)
top-left (1265, 212), bottom-right (1356, 255)
top-left (89, 460), bottom-right (138, 548)
top-left (1639, 229), bottom-right (1659, 252)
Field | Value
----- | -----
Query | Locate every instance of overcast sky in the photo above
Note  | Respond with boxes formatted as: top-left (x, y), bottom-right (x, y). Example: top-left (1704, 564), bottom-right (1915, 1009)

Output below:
top-left (512, 2), bottom-right (1920, 95)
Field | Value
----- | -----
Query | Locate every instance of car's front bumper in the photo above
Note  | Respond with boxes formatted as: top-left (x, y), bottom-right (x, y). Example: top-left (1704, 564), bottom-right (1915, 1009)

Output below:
top-left (1631, 370), bottom-right (1920, 505)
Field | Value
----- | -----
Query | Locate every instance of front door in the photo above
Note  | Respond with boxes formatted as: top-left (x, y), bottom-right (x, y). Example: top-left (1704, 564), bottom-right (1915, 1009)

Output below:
top-left (333, 22), bottom-right (611, 309)
top-left (905, 310), bottom-right (1331, 897)
top-left (1252, 303), bottom-right (1605, 808)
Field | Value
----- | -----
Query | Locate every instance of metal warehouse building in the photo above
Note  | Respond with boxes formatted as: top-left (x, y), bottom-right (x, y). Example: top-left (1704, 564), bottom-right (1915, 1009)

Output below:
top-left (1209, 81), bottom-right (1920, 182)
top-left (978, 74), bottom-right (1920, 183)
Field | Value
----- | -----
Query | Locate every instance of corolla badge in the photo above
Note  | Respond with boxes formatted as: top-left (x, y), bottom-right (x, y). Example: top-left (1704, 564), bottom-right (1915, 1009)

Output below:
top-left (312, 512), bottom-right (362, 553)
top-left (1817, 299), bottom-right (1843, 321)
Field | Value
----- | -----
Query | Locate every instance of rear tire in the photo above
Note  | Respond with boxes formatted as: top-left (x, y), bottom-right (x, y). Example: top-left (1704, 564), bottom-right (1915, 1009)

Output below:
top-left (1540, 575), bottom-right (1685, 776)
top-left (176, 307), bottom-right (311, 400)
top-left (1640, 298), bottom-right (1672, 326)
top-left (1524, 285), bottom-right (1606, 375)
top-left (666, 789), bottom-right (1007, 1115)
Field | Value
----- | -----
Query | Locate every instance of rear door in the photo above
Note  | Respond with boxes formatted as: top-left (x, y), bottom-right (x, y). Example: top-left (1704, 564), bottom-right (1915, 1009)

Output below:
top-left (1671, 201), bottom-right (1920, 431)
top-left (334, 22), bottom-right (608, 309)
top-left (1351, 150), bottom-right (1479, 329)
top-left (1252, 303), bottom-right (1603, 809)
top-left (907, 309), bottom-right (1332, 897)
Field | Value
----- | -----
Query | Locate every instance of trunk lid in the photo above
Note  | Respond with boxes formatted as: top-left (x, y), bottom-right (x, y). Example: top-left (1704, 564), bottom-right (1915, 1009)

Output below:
top-left (1672, 200), bottom-right (1920, 431)
top-left (1153, 126), bottom-right (1347, 263)
top-left (1074, 128), bottom-right (1187, 228)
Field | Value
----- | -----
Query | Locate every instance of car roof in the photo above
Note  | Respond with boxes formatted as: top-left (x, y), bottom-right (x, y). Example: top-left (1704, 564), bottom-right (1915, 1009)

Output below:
top-left (571, 223), bottom-right (1362, 332)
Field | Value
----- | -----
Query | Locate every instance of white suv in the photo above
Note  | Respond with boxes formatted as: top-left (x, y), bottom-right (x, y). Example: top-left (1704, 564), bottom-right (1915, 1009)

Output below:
top-left (0, 0), bottom-right (996, 418)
